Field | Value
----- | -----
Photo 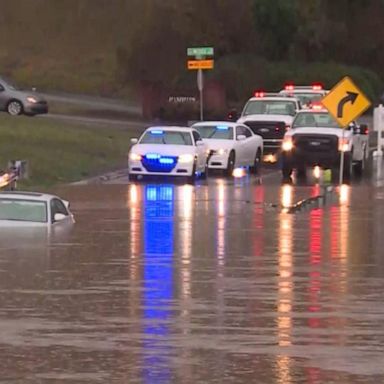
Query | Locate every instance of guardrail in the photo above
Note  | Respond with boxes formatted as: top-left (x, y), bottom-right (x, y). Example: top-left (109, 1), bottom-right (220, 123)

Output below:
top-left (0, 161), bottom-right (28, 191)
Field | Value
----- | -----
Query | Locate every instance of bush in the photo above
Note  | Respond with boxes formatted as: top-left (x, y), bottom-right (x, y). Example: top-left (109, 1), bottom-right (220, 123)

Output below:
top-left (212, 55), bottom-right (384, 106)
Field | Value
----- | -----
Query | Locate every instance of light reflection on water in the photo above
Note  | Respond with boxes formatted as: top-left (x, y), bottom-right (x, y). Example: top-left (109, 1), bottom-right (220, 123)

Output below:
top-left (1, 181), bottom-right (384, 383)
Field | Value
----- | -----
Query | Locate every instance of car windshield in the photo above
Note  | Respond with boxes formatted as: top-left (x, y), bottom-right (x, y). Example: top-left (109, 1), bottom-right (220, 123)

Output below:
top-left (292, 93), bottom-right (323, 106)
top-left (195, 125), bottom-right (234, 140)
top-left (292, 112), bottom-right (340, 128)
top-left (140, 130), bottom-right (193, 145)
top-left (243, 100), bottom-right (296, 116)
top-left (0, 199), bottom-right (47, 223)
top-left (0, 77), bottom-right (19, 90)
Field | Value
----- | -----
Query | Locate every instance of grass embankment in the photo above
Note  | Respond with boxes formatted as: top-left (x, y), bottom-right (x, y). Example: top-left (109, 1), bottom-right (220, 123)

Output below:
top-left (0, 115), bottom-right (142, 188)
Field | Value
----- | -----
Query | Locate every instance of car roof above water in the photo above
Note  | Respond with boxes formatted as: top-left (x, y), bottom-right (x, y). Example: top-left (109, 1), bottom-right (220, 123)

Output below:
top-left (0, 191), bottom-right (57, 202)
top-left (145, 126), bottom-right (196, 132)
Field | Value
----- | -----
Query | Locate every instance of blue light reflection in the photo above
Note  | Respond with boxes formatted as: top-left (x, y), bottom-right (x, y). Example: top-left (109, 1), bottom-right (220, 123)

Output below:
top-left (142, 184), bottom-right (174, 383)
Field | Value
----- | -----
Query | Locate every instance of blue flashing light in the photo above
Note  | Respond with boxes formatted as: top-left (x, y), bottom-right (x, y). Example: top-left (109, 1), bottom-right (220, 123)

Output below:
top-left (150, 130), bottom-right (164, 135)
top-left (159, 158), bottom-right (175, 165)
top-left (146, 153), bottom-right (160, 159)
top-left (217, 125), bottom-right (229, 130)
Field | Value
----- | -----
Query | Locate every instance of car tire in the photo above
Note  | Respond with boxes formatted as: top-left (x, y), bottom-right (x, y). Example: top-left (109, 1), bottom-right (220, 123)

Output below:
top-left (297, 166), bottom-right (306, 180)
top-left (225, 151), bottom-right (235, 177)
top-left (343, 152), bottom-right (353, 181)
top-left (7, 100), bottom-right (23, 116)
top-left (187, 161), bottom-right (197, 184)
top-left (128, 174), bottom-right (139, 182)
top-left (354, 150), bottom-right (366, 177)
top-left (250, 149), bottom-right (262, 175)
top-left (201, 162), bottom-right (208, 180)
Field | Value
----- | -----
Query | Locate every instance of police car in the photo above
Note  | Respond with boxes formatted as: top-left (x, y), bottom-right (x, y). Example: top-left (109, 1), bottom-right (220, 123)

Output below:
top-left (281, 108), bottom-right (369, 180)
top-left (192, 121), bottom-right (263, 176)
top-left (237, 91), bottom-right (301, 160)
top-left (128, 126), bottom-right (208, 183)
top-left (279, 83), bottom-right (328, 109)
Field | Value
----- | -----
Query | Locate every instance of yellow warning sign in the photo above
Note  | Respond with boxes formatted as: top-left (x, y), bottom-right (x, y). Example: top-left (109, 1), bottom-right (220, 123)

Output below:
top-left (321, 76), bottom-right (371, 127)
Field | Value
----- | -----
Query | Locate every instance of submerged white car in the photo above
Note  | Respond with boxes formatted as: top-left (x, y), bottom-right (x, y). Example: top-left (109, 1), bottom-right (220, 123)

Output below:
top-left (128, 126), bottom-right (208, 182)
top-left (192, 121), bottom-right (263, 176)
top-left (0, 192), bottom-right (74, 227)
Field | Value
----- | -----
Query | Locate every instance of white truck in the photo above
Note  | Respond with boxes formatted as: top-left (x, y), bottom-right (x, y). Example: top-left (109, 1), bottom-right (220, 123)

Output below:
top-left (280, 109), bottom-right (369, 180)
top-left (237, 92), bottom-right (301, 161)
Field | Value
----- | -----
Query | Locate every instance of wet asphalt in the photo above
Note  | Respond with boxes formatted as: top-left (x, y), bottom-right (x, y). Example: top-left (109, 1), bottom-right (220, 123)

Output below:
top-left (1, 167), bottom-right (384, 383)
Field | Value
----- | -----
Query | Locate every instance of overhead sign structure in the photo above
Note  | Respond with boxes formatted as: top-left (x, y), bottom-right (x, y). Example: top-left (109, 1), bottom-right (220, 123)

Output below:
top-left (187, 60), bottom-right (214, 70)
top-left (321, 76), bottom-right (371, 127)
top-left (187, 47), bottom-right (214, 57)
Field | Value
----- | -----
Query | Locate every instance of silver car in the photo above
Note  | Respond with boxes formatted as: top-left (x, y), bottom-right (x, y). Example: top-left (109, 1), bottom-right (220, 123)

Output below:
top-left (0, 77), bottom-right (48, 116)
top-left (0, 191), bottom-right (74, 227)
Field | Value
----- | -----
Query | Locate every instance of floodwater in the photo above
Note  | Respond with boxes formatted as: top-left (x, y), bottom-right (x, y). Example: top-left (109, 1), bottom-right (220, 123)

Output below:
top-left (1, 173), bottom-right (384, 383)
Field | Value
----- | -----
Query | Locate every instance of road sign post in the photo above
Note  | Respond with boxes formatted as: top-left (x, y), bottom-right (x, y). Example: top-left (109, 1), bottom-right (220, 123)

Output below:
top-left (197, 69), bottom-right (204, 121)
top-left (321, 76), bottom-right (371, 184)
top-left (187, 47), bottom-right (214, 121)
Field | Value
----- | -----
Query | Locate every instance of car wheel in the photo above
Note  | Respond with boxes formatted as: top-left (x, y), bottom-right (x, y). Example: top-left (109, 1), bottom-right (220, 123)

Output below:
top-left (354, 150), bottom-right (366, 177)
top-left (282, 161), bottom-right (293, 179)
top-left (343, 152), bottom-right (353, 181)
top-left (225, 151), bottom-right (235, 177)
top-left (128, 174), bottom-right (139, 182)
top-left (250, 149), bottom-right (262, 175)
top-left (187, 161), bottom-right (197, 184)
top-left (201, 162), bottom-right (208, 180)
top-left (7, 100), bottom-right (23, 116)
top-left (297, 166), bottom-right (306, 180)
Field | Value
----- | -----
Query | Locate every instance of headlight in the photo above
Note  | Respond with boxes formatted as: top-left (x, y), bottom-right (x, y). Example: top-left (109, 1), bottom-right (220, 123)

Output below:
top-left (217, 148), bottom-right (229, 155)
top-left (129, 153), bottom-right (142, 161)
top-left (282, 137), bottom-right (293, 151)
top-left (26, 96), bottom-right (38, 103)
top-left (338, 138), bottom-right (350, 152)
top-left (179, 154), bottom-right (194, 163)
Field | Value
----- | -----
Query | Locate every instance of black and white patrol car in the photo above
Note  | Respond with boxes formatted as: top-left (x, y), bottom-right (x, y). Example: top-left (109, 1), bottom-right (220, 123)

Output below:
top-left (237, 92), bottom-right (301, 160)
top-left (281, 109), bottom-right (369, 179)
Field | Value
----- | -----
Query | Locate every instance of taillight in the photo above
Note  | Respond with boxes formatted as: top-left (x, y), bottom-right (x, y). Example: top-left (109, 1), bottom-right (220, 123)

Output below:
top-left (338, 138), bottom-right (349, 152)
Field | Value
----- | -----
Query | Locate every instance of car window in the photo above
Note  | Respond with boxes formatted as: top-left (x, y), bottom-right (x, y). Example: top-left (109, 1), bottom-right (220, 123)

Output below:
top-left (140, 130), bottom-right (193, 146)
top-left (241, 126), bottom-right (252, 138)
top-left (0, 83), bottom-right (4, 92)
top-left (50, 198), bottom-right (69, 223)
top-left (0, 198), bottom-right (47, 223)
top-left (292, 112), bottom-right (340, 129)
top-left (192, 131), bottom-right (202, 144)
top-left (243, 100), bottom-right (296, 116)
top-left (195, 125), bottom-right (234, 140)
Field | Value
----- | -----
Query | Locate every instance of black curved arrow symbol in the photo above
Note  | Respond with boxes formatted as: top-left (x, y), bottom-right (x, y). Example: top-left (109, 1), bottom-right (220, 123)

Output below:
top-left (337, 91), bottom-right (358, 118)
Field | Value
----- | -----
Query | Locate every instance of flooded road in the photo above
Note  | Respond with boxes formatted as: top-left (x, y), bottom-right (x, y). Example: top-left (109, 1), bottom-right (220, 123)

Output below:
top-left (1, 173), bottom-right (384, 383)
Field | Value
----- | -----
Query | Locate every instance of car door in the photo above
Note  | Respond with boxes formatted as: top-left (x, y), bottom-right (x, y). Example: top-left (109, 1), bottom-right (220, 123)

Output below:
top-left (242, 125), bottom-right (257, 164)
top-left (235, 126), bottom-right (248, 166)
top-left (50, 198), bottom-right (70, 225)
top-left (192, 130), bottom-right (206, 170)
top-left (0, 82), bottom-right (8, 110)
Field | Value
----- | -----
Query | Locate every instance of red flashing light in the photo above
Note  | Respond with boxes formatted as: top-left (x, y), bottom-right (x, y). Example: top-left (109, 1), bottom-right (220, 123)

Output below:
top-left (312, 83), bottom-right (323, 91)
top-left (310, 102), bottom-right (324, 110)
top-left (285, 84), bottom-right (294, 91)
top-left (254, 90), bottom-right (265, 98)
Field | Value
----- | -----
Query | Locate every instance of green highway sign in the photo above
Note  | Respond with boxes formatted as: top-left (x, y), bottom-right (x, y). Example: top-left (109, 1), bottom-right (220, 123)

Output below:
top-left (187, 47), bottom-right (214, 57)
